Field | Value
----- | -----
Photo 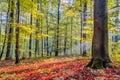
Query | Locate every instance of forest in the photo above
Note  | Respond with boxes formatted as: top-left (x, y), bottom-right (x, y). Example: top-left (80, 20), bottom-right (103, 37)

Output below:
top-left (0, 0), bottom-right (120, 80)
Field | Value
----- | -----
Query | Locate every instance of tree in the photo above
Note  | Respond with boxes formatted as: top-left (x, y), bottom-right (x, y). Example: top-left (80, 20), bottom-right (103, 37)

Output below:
top-left (5, 0), bottom-right (14, 60)
top-left (70, 17), bottom-right (73, 54)
top-left (82, 1), bottom-right (87, 56)
top-left (15, 0), bottom-right (20, 64)
top-left (29, 0), bottom-right (33, 58)
top-left (79, 0), bottom-right (83, 55)
top-left (64, 18), bottom-right (68, 55)
top-left (55, 0), bottom-right (60, 56)
top-left (86, 0), bottom-right (112, 69)
top-left (0, 10), bottom-right (8, 60)
top-left (35, 0), bottom-right (40, 57)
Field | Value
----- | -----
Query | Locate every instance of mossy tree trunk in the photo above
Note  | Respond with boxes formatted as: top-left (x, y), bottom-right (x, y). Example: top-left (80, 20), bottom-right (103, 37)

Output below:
top-left (86, 0), bottom-right (112, 69)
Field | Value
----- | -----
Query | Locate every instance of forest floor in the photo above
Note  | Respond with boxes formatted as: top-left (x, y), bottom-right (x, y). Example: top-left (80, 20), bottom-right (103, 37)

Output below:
top-left (0, 57), bottom-right (120, 80)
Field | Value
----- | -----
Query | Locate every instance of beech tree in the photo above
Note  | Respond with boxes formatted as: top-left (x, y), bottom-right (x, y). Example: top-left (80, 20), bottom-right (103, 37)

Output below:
top-left (55, 0), bottom-right (60, 56)
top-left (5, 0), bottom-right (14, 60)
top-left (82, 1), bottom-right (87, 56)
top-left (15, 0), bottom-right (20, 64)
top-left (86, 0), bottom-right (112, 69)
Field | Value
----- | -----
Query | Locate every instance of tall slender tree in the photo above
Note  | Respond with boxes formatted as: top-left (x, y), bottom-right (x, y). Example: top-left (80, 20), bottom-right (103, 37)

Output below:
top-left (70, 17), bottom-right (73, 54)
top-left (82, 1), bottom-right (87, 56)
top-left (5, 0), bottom-right (14, 60)
top-left (35, 0), bottom-right (40, 57)
top-left (64, 18), bottom-right (68, 55)
top-left (46, 8), bottom-right (49, 56)
top-left (29, 0), bottom-right (33, 58)
top-left (15, 0), bottom-right (20, 64)
top-left (79, 0), bottom-right (83, 55)
top-left (55, 0), bottom-right (60, 56)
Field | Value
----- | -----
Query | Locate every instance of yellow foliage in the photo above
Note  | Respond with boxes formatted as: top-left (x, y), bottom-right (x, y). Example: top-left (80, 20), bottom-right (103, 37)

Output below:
top-left (41, 34), bottom-right (52, 38)
top-left (20, 35), bottom-right (30, 40)
top-left (82, 31), bottom-right (93, 34)
top-left (31, 10), bottom-right (44, 19)
top-left (65, 10), bottom-right (77, 17)
top-left (72, 37), bottom-right (92, 42)
top-left (111, 53), bottom-right (120, 63)
top-left (0, 43), bottom-right (3, 46)
top-left (19, 25), bottom-right (36, 35)
top-left (86, 19), bottom-right (93, 24)
top-left (109, 27), bottom-right (116, 31)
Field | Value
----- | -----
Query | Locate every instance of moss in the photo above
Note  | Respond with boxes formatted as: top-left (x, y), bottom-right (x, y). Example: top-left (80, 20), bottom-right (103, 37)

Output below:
top-left (103, 60), bottom-right (112, 68)
top-left (91, 58), bottom-right (104, 69)
top-left (87, 58), bottom-right (113, 69)
top-left (86, 58), bottom-right (104, 69)
top-left (86, 58), bottom-right (93, 67)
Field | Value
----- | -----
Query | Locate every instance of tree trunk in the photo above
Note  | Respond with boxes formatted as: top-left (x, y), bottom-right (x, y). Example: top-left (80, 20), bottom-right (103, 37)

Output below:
top-left (15, 0), bottom-right (20, 64)
top-left (29, 14), bottom-right (32, 58)
top-left (0, 11), bottom-right (9, 60)
top-left (79, 0), bottom-right (83, 55)
top-left (5, 0), bottom-right (14, 60)
top-left (29, 0), bottom-right (33, 58)
top-left (64, 18), bottom-right (68, 55)
top-left (0, 12), bottom-right (2, 52)
top-left (39, 0), bottom-right (44, 57)
top-left (35, 0), bottom-right (40, 58)
top-left (35, 18), bottom-right (39, 57)
top-left (55, 0), bottom-right (60, 56)
top-left (70, 17), bottom-right (73, 55)
top-left (82, 1), bottom-right (87, 56)
top-left (46, 14), bottom-right (49, 56)
top-left (86, 0), bottom-right (111, 69)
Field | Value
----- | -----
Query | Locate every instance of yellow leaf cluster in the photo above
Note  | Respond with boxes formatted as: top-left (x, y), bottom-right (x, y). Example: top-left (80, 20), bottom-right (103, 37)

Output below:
top-left (20, 25), bottom-right (35, 35)
top-left (65, 10), bottom-right (77, 17)
top-left (31, 10), bottom-right (44, 19)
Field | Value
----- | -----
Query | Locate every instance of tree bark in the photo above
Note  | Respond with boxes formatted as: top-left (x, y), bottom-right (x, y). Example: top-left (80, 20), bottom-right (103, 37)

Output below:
top-left (35, 0), bottom-right (40, 58)
top-left (82, 1), bottom-right (87, 56)
top-left (70, 17), bottom-right (73, 55)
top-left (55, 0), bottom-right (60, 56)
top-left (0, 11), bottom-right (8, 60)
top-left (86, 0), bottom-right (111, 69)
top-left (29, 0), bottom-right (33, 58)
top-left (5, 0), bottom-right (14, 60)
top-left (64, 18), bottom-right (68, 55)
top-left (15, 0), bottom-right (20, 64)
top-left (79, 0), bottom-right (83, 55)
top-left (46, 12), bottom-right (49, 56)
top-left (29, 14), bottom-right (32, 58)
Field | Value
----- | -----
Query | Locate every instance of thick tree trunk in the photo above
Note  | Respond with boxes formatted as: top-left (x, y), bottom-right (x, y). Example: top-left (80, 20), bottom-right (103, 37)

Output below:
top-left (86, 0), bottom-right (111, 69)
